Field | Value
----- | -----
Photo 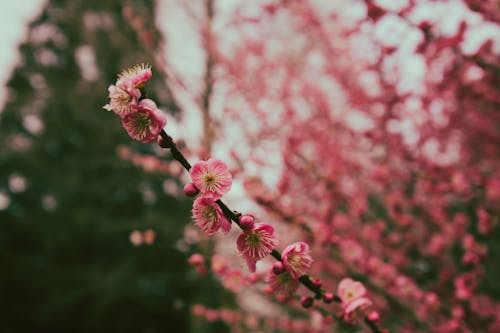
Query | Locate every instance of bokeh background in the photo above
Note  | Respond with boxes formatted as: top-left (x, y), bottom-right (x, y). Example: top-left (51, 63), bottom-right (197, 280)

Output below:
top-left (0, 1), bottom-right (234, 332)
top-left (1, 0), bottom-right (500, 332)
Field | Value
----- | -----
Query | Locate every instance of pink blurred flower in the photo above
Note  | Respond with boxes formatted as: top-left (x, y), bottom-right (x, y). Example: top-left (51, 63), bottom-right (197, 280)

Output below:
top-left (222, 269), bottom-right (246, 292)
top-left (117, 63), bottom-right (152, 89)
top-left (486, 177), bottom-right (500, 201)
top-left (129, 230), bottom-right (143, 246)
top-left (267, 270), bottom-right (299, 298)
top-left (122, 99), bottom-right (166, 143)
top-left (191, 197), bottom-right (231, 235)
top-left (281, 242), bottom-right (313, 279)
top-left (188, 253), bottom-right (207, 276)
top-left (188, 253), bottom-right (204, 266)
top-left (189, 159), bottom-right (232, 200)
top-left (343, 297), bottom-right (372, 320)
top-left (191, 304), bottom-right (205, 316)
top-left (210, 254), bottom-right (228, 274)
top-left (338, 278), bottom-right (367, 303)
top-left (237, 223), bottom-right (278, 272)
top-left (337, 278), bottom-right (372, 320)
top-left (143, 229), bottom-right (155, 245)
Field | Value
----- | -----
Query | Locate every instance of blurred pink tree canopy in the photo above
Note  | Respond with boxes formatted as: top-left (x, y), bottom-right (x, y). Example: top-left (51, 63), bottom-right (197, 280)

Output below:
top-left (144, 0), bottom-right (500, 332)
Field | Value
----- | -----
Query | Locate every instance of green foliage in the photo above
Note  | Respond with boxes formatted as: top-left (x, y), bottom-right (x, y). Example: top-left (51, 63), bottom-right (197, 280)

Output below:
top-left (0, 1), bottom-right (230, 332)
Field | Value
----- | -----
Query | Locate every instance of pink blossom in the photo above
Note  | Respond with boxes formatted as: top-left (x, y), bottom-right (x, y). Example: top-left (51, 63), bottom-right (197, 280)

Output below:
top-left (222, 269), bottom-right (246, 292)
top-left (237, 223), bottom-right (278, 272)
top-left (281, 242), bottom-right (313, 279)
top-left (338, 278), bottom-right (367, 303)
top-left (189, 158), bottom-right (232, 200)
top-left (121, 99), bottom-right (166, 143)
top-left (267, 270), bottom-right (299, 298)
top-left (343, 297), bottom-right (372, 321)
top-left (337, 278), bottom-right (372, 320)
top-left (191, 197), bottom-right (231, 235)
top-left (116, 63), bottom-right (152, 88)
top-left (103, 82), bottom-right (140, 116)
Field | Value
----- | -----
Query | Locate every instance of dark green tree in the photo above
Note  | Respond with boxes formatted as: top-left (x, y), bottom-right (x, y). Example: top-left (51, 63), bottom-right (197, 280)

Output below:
top-left (0, 1), bottom-right (231, 332)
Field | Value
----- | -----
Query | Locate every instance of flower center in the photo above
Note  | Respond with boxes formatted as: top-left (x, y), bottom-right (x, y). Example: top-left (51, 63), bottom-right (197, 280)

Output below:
top-left (202, 206), bottom-right (217, 221)
top-left (246, 233), bottom-right (261, 247)
top-left (288, 254), bottom-right (301, 267)
top-left (131, 114), bottom-right (152, 139)
top-left (204, 173), bottom-right (216, 185)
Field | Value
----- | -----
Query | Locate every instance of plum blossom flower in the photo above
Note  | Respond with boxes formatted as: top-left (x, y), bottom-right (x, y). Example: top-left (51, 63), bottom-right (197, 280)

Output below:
top-left (338, 278), bottom-right (367, 303)
top-left (222, 269), bottom-right (247, 292)
top-left (192, 197), bottom-right (231, 235)
top-left (103, 64), bottom-right (152, 116)
top-left (337, 278), bottom-right (372, 321)
top-left (103, 82), bottom-right (140, 116)
top-left (237, 223), bottom-right (278, 272)
top-left (281, 242), bottom-right (313, 279)
top-left (121, 99), bottom-right (166, 143)
top-left (267, 270), bottom-right (299, 298)
top-left (189, 159), bottom-right (232, 200)
top-left (117, 63), bottom-right (152, 88)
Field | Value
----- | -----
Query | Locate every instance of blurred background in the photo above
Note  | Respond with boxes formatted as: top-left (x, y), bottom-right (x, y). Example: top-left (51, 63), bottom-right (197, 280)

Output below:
top-left (1, 0), bottom-right (500, 332)
top-left (0, 1), bottom-right (235, 332)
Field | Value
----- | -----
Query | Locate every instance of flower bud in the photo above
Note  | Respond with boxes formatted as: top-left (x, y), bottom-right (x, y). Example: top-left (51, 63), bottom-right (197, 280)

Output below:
top-left (368, 310), bottom-right (380, 322)
top-left (188, 253), bottom-right (204, 266)
top-left (183, 183), bottom-right (199, 197)
top-left (272, 261), bottom-right (286, 275)
top-left (323, 292), bottom-right (335, 304)
top-left (300, 296), bottom-right (314, 308)
top-left (239, 214), bottom-right (255, 231)
top-left (311, 278), bottom-right (322, 289)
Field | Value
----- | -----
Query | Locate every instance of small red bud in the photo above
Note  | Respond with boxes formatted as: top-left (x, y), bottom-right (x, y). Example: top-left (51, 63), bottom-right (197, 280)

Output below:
top-left (239, 214), bottom-right (255, 230)
top-left (188, 253), bottom-right (204, 266)
top-left (300, 296), bottom-right (314, 308)
top-left (311, 278), bottom-right (322, 289)
top-left (368, 310), bottom-right (380, 322)
top-left (323, 292), bottom-right (334, 304)
top-left (183, 183), bottom-right (199, 197)
top-left (272, 261), bottom-right (286, 275)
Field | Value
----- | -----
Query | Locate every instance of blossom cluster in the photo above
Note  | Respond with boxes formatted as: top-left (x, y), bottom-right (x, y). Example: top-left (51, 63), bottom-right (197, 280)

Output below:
top-left (187, 159), bottom-right (281, 274)
top-left (104, 64), bottom-right (380, 332)
top-left (103, 64), bottom-right (165, 143)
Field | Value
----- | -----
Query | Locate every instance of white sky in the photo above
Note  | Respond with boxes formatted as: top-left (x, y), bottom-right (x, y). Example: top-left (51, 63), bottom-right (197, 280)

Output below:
top-left (0, 1), bottom-right (46, 112)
